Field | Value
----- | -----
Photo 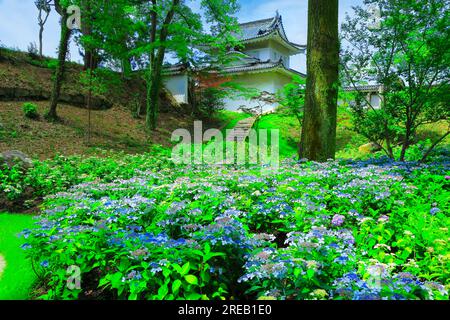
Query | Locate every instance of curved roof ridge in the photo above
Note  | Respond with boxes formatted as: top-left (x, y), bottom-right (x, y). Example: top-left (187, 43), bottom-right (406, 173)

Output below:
top-left (234, 11), bottom-right (305, 52)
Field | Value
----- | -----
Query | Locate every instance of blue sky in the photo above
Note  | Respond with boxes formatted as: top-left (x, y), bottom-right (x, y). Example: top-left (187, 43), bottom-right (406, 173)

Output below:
top-left (0, 0), bottom-right (363, 73)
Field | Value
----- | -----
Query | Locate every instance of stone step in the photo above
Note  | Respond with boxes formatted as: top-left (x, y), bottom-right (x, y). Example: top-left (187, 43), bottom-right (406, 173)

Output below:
top-left (226, 116), bottom-right (257, 142)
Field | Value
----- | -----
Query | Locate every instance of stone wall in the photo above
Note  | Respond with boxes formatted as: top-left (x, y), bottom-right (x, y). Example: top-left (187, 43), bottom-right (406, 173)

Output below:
top-left (0, 86), bottom-right (113, 110)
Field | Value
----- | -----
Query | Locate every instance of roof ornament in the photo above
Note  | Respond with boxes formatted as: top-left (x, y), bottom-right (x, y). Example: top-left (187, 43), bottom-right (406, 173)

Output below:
top-left (271, 10), bottom-right (281, 28)
top-left (258, 28), bottom-right (266, 35)
top-left (259, 10), bottom-right (280, 35)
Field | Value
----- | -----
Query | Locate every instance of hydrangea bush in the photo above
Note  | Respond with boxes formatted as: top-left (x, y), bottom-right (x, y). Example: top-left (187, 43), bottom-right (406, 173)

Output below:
top-left (21, 155), bottom-right (450, 300)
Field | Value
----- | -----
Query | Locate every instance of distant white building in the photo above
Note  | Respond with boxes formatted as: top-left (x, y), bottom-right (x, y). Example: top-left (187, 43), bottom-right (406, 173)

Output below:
top-left (163, 12), bottom-right (306, 114)
top-left (342, 85), bottom-right (384, 109)
top-left (163, 64), bottom-right (190, 104)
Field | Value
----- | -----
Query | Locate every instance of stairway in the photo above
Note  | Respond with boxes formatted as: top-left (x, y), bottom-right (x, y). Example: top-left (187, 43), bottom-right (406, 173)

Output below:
top-left (226, 117), bottom-right (257, 142)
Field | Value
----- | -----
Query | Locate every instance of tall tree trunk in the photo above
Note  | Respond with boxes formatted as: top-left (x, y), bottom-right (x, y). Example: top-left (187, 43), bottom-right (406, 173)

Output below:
top-left (37, 8), bottom-right (50, 57)
top-left (146, 0), bottom-right (158, 130)
top-left (146, 0), bottom-right (180, 130)
top-left (39, 25), bottom-right (44, 57)
top-left (82, 0), bottom-right (97, 71)
top-left (399, 125), bottom-right (410, 162)
top-left (46, 9), bottom-right (71, 121)
top-left (384, 121), bottom-right (394, 159)
top-left (121, 58), bottom-right (132, 78)
top-left (300, 0), bottom-right (339, 161)
top-left (121, 34), bottom-right (132, 79)
top-left (147, 62), bottom-right (163, 130)
top-left (399, 111), bottom-right (412, 161)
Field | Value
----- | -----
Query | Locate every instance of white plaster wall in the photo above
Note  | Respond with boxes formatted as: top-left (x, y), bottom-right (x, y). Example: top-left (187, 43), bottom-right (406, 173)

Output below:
top-left (244, 45), bottom-right (290, 68)
top-left (370, 94), bottom-right (381, 109)
top-left (244, 47), bottom-right (271, 61)
top-left (269, 40), bottom-right (291, 68)
top-left (243, 40), bottom-right (293, 68)
top-left (224, 72), bottom-right (293, 113)
top-left (164, 74), bottom-right (189, 104)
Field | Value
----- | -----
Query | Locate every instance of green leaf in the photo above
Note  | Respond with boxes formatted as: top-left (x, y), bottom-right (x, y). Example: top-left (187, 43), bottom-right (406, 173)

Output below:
top-left (128, 293), bottom-right (138, 300)
top-left (98, 277), bottom-right (110, 288)
top-left (184, 275), bottom-right (198, 285)
top-left (185, 292), bottom-right (202, 300)
top-left (203, 252), bottom-right (225, 263)
top-left (162, 267), bottom-right (171, 278)
top-left (158, 284), bottom-right (169, 299)
top-left (172, 263), bottom-right (182, 274)
top-left (180, 262), bottom-right (190, 276)
top-left (172, 279), bottom-right (182, 294)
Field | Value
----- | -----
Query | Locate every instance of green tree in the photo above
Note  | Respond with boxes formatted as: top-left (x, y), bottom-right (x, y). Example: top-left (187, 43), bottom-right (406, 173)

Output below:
top-left (131, 0), bottom-right (240, 130)
top-left (35, 0), bottom-right (52, 57)
top-left (277, 75), bottom-right (306, 127)
top-left (46, 0), bottom-right (73, 121)
top-left (300, 0), bottom-right (340, 161)
top-left (341, 0), bottom-right (450, 161)
top-left (194, 87), bottom-right (226, 118)
top-left (73, 0), bottom-right (135, 74)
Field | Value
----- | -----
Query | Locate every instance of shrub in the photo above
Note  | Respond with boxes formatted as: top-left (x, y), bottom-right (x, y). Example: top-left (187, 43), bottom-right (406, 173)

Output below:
top-left (0, 148), bottom-right (173, 205)
top-left (276, 75), bottom-right (305, 126)
top-left (341, 1), bottom-right (450, 162)
top-left (20, 155), bottom-right (450, 300)
top-left (194, 87), bottom-right (225, 118)
top-left (46, 60), bottom-right (58, 70)
top-left (27, 42), bottom-right (39, 59)
top-left (22, 102), bottom-right (39, 119)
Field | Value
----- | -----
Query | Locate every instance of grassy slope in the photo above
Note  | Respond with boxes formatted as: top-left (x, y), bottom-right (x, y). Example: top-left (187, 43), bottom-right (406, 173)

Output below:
top-left (215, 110), bottom-right (252, 132)
top-left (0, 101), bottom-right (197, 159)
top-left (254, 108), bottom-right (367, 158)
top-left (254, 108), bottom-right (450, 159)
top-left (254, 113), bottom-right (302, 158)
top-left (0, 49), bottom-right (229, 159)
top-left (0, 47), bottom-right (141, 107)
top-left (0, 213), bottom-right (36, 300)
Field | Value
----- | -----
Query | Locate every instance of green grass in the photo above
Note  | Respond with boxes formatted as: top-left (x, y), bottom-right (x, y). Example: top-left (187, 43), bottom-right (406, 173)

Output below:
top-left (0, 213), bottom-right (37, 300)
top-left (254, 108), bottom-right (450, 160)
top-left (215, 110), bottom-right (252, 131)
top-left (254, 108), bottom-right (371, 159)
top-left (254, 113), bottom-right (301, 158)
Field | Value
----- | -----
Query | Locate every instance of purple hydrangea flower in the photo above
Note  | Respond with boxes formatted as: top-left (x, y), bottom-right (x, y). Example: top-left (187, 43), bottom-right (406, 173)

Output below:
top-left (430, 207), bottom-right (441, 215)
top-left (331, 214), bottom-right (345, 226)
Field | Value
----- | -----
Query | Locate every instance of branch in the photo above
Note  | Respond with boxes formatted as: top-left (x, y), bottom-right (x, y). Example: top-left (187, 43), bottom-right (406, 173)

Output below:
top-left (420, 129), bottom-right (450, 163)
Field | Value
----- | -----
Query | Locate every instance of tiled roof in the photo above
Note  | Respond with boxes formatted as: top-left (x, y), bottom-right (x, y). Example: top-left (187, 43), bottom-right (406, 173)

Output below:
top-left (343, 84), bottom-right (383, 92)
top-left (236, 17), bottom-right (279, 41)
top-left (162, 63), bottom-right (189, 75)
top-left (224, 50), bottom-right (261, 64)
top-left (222, 58), bottom-right (306, 77)
top-left (162, 50), bottom-right (307, 78)
top-left (235, 12), bottom-right (305, 50)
